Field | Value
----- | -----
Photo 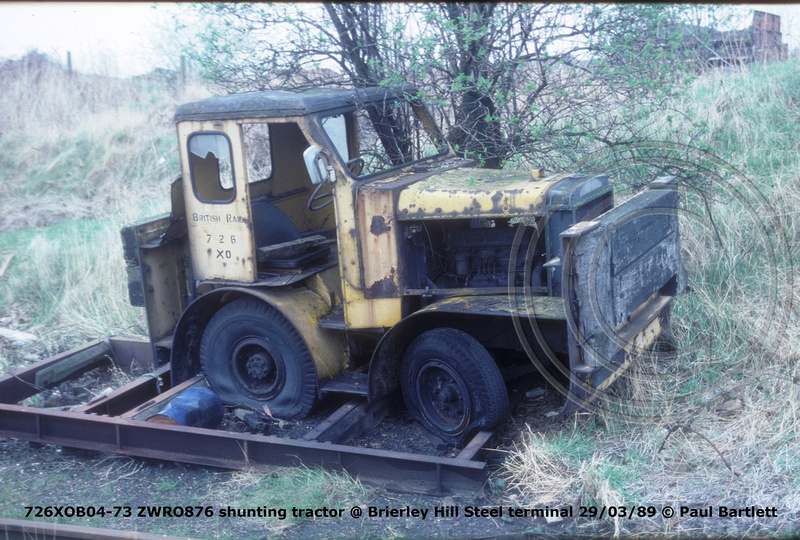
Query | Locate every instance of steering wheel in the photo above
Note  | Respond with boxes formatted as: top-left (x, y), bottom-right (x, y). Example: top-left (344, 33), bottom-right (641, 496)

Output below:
top-left (346, 157), bottom-right (365, 176)
top-left (308, 182), bottom-right (334, 211)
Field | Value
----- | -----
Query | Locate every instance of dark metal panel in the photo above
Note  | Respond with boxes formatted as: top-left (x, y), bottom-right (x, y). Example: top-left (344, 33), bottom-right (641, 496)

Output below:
top-left (366, 294), bottom-right (567, 402)
top-left (559, 178), bottom-right (686, 411)
top-left (108, 337), bottom-right (157, 372)
top-left (408, 294), bottom-right (566, 321)
top-left (73, 365), bottom-right (170, 416)
top-left (174, 86), bottom-right (416, 122)
top-left (0, 337), bottom-right (487, 493)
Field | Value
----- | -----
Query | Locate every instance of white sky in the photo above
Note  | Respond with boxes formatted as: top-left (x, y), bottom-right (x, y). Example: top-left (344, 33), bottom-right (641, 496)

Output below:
top-left (0, 2), bottom-right (177, 76)
top-left (0, 3), bottom-right (798, 78)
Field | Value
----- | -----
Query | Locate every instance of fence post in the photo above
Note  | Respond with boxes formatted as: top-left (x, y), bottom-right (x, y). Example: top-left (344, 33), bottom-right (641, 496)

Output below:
top-left (180, 55), bottom-right (186, 97)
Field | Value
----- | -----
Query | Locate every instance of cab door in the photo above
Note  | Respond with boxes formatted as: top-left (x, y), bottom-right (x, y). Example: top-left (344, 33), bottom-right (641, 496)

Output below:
top-left (178, 121), bottom-right (256, 282)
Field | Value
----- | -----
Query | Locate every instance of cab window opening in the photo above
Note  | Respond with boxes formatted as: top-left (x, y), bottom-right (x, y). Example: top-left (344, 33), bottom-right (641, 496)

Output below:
top-left (321, 97), bottom-right (448, 179)
top-left (188, 132), bottom-right (235, 204)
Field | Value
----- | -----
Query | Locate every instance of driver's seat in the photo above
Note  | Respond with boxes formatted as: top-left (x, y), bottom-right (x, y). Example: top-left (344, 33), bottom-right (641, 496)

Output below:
top-left (251, 198), bottom-right (330, 272)
top-left (251, 198), bottom-right (300, 248)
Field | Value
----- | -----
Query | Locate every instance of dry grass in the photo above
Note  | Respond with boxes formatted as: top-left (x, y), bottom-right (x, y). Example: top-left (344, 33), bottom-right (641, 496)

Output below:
top-left (0, 52), bottom-right (212, 233)
top-left (502, 426), bottom-right (580, 506)
top-left (0, 52), bottom-right (214, 357)
top-left (504, 57), bottom-right (800, 536)
top-left (2, 47), bottom-right (800, 538)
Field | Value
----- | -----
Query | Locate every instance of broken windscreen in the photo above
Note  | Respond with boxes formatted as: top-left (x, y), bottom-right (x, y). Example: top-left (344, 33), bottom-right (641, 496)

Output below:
top-left (321, 97), bottom-right (449, 179)
top-left (188, 132), bottom-right (235, 203)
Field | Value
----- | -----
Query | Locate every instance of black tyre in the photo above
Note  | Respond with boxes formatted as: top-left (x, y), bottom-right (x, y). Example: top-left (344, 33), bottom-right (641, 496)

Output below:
top-left (199, 299), bottom-right (317, 419)
top-left (400, 328), bottom-right (509, 445)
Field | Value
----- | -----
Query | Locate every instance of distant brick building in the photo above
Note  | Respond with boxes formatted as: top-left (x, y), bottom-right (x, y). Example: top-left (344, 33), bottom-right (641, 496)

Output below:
top-left (687, 11), bottom-right (789, 67)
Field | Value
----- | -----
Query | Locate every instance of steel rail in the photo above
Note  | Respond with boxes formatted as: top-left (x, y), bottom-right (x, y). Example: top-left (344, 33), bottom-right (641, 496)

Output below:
top-left (0, 338), bottom-right (492, 494)
top-left (0, 402), bottom-right (488, 493)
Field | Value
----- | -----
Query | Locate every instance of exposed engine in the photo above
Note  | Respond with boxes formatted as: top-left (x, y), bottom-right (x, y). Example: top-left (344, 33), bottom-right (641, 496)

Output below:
top-left (400, 173), bottom-right (616, 296)
top-left (403, 217), bottom-right (547, 292)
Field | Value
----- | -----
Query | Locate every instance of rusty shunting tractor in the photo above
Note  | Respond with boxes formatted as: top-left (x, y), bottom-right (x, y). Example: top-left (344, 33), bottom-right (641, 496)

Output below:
top-left (114, 85), bottom-right (685, 446)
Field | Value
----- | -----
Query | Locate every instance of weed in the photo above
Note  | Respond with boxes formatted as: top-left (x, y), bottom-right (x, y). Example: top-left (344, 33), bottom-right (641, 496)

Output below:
top-left (155, 479), bottom-right (180, 492)
top-left (206, 466), bottom-right (368, 537)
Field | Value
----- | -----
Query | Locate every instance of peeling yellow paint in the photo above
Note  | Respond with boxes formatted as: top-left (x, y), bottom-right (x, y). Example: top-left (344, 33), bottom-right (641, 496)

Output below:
top-left (246, 287), bottom-right (348, 380)
top-left (397, 168), bottom-right (558, 220)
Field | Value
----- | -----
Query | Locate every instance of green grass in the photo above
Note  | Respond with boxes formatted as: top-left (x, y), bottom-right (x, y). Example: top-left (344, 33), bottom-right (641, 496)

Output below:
top-left (203, 467), bottom-right (368, 538)
top-left (0, 217), bottom-right (147, 345)
top-left (0, 53), bottom-right (187, 359)
top-left (504, 57), bottom-right (800, 536)
top-left (0, 54), bottom-right (379, 540)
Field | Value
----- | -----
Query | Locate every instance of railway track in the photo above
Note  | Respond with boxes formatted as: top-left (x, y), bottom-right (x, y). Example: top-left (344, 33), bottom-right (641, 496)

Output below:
top-left (0, 337), bottom-right (497, 495)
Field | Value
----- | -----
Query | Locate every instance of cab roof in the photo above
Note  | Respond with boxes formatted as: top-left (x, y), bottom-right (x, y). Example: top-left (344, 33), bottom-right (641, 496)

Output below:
top-left (174, 85), bottom-right (417, 122)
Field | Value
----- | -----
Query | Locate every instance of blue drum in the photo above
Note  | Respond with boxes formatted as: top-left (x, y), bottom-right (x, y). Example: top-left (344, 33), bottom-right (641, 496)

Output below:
top-left (147, 387), bottom-right (224, 429)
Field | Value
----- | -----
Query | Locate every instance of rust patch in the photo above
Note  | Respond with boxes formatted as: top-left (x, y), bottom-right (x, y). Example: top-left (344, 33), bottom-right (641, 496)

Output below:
top-left (366, 276), bottom-right (401, 298)
top-left (370, 215), bottom-right (391, 236)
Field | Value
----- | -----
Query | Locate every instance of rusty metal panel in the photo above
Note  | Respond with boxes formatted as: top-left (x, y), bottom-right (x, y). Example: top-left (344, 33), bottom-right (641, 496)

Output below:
top-left (0, 336), bottom-right (488, 493)
top-left (567, 296), bottom-right (672, 411)
top-left (0, 339), bottom-right (109, 404)
top-left (559, 179), bottom-right (686, 410)
top-left (397, 168), bottom-right (556, 220)
top-left (121, 177), bottom-right (190, 345)
top-left (75, 364), bottom-right (170, 416)
top-left (174, 86), bottom-right (415, 122)
top-left (342, 295), bottom-right (403, 329)
top-left (562, 183), bottom-right (685, 367)
top-left (107, 337), bottom-right (156, 372)
top-left (412, 294), bottom-right (566, 321)
top-left (139, 234), bottom-right (190, 344)
top-left (357, 184), bottom-right (401, 299)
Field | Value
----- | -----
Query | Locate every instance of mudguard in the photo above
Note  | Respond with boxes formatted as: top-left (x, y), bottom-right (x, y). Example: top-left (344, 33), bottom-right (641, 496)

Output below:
top-left (169, 284), bottom-right (347, 390)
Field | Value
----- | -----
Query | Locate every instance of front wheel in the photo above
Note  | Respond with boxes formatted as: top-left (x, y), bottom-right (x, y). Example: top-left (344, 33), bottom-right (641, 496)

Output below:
top-left (200, 299), bottom-right (317, 419)
top-left (400, 328), bottom-right (509, 445)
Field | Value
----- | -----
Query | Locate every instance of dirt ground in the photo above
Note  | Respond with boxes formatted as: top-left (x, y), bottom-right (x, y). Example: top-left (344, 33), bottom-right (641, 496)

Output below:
top-left (1, 359), bottom-right (796, 539)
top-left (0, 359), bottom-right (594, 539)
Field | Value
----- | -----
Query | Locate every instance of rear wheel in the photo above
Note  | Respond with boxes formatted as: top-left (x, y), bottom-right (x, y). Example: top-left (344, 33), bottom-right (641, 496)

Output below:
top-left (401, 328), bottom-right (509, 445)
top-left (200, 299), bottom-right (317, 419)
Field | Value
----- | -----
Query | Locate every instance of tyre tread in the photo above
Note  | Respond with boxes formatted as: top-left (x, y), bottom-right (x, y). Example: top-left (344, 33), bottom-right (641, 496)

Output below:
top-left (401, 328), bottom-right (509, 444)
top-left (199, 298), bottom-right (317, 419)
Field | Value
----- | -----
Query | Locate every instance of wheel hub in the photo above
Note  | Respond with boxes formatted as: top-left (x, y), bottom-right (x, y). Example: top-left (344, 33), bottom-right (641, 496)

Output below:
top-left (437, 384), bottom-right (459, 403)
top-left (245, 352), bottom-right (275, 380)
top-left (229, 337), bottom-right (286, 400)
top-left (416, 360), bottom-right (471, 435)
